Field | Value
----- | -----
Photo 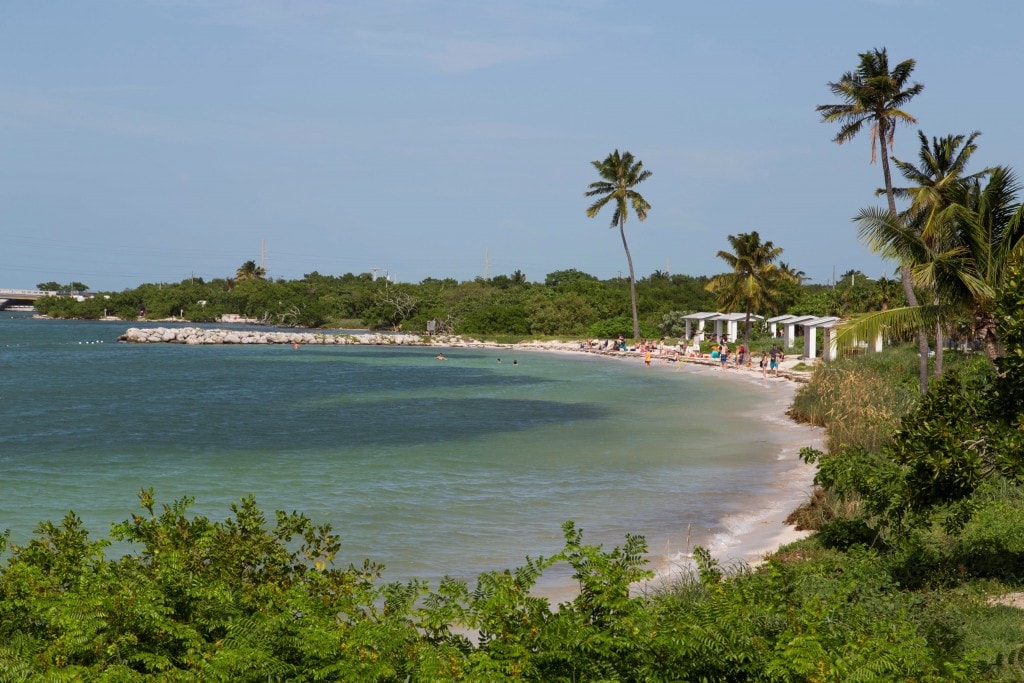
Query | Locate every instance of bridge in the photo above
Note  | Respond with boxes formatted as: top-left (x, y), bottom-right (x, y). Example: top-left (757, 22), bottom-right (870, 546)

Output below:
top-left (0, 289), bottom-right (59, 310)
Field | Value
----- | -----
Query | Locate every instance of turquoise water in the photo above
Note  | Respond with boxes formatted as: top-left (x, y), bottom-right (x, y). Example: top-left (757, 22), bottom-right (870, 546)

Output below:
top-left (0, 314), bottom-right (816, 590)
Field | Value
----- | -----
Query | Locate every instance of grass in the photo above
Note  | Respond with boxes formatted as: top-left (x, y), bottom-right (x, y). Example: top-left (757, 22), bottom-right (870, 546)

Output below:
top-left (790, 345), bottom-right (925, 453)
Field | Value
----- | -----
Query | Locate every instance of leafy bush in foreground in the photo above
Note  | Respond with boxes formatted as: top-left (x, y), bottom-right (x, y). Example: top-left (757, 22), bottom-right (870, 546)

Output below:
top-left (0, 490), bottom-right (975, 681)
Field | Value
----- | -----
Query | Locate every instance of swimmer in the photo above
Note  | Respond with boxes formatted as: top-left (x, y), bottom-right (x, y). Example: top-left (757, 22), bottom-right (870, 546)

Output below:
top-left (436, 353), bottom-right (447, 361)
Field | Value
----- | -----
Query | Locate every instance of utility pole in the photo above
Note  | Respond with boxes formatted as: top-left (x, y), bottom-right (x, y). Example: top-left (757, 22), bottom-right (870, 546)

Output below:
top-left (484, 248), bottom-right (490, 280)
top-left (260, 240), bottom-right (266, 276)
top-left (666, 257), bottom-right (670, 277)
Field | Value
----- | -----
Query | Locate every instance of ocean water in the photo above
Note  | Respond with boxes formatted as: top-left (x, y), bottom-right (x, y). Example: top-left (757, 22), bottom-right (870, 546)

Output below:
top-left (0, 314), bottom-right (818, 592)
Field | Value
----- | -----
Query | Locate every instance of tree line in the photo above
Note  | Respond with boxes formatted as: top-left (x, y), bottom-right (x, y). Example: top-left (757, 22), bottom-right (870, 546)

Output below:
top-left (33, 264), bottom-right (903, 342)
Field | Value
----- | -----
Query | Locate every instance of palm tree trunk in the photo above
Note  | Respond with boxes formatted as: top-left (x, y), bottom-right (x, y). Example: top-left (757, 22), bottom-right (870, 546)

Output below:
top-left (879, 120), bottom-right (929, 394)
top-left (619, 217), bottom-right (640, 339)
top-left (978, 311), bottom-right (1000, 364)
top-left (744, 304), bottom-right (752, 361)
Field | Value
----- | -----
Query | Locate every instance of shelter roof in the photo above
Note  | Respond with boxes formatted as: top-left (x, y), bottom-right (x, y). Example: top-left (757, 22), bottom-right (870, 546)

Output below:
top-left (683, 311), bottom-right (764, 322)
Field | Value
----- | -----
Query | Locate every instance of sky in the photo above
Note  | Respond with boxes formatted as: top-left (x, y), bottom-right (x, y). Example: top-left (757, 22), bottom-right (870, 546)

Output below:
top-left (3, 0), bottom-right (1024, 291)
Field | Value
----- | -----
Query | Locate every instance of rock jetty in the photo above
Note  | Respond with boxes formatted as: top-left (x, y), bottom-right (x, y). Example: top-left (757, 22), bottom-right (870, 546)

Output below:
top-left (118, 327), bottom-right (431, 346)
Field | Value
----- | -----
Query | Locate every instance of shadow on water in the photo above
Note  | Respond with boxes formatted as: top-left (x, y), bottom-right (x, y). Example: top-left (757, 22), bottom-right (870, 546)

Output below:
top-left (4, 397), bottom-right (608, 454)
top-left (264, 396), bottom-right (608, 448)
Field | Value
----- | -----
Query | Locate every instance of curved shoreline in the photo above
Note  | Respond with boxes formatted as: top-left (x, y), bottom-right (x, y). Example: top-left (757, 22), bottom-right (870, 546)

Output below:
top-left (118, 326), bottom-right (814, 382)
top-left (121, 326), bottom-right (822, 577)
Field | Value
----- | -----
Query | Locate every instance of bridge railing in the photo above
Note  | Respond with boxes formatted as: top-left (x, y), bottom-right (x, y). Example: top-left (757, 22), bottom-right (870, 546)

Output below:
top-left (0, 289), bottom-right (58, 297)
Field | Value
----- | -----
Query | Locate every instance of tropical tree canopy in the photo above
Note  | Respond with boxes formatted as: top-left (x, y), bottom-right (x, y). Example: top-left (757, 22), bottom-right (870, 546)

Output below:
top-left (817, 48), bottom-right (923, 179)
top-left (845, 165), bottom-right (1024, 363)
top-left (236, 260), bottom-right (267, 281)
top-left (706, 231), bottom-right (792, 351)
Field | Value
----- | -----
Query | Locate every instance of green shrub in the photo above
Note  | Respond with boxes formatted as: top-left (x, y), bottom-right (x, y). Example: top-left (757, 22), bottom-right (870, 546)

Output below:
top-left (817, 518), bottom-right (877, 550)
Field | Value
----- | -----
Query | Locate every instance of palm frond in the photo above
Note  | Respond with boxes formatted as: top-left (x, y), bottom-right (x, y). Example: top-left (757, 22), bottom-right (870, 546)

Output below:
top-left (832, 306), bottom-right (936, 352)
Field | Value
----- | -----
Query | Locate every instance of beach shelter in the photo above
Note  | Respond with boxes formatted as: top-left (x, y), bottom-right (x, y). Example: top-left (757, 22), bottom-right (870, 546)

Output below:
top-left (682, 312), bottom-right (720, 345)
top-left (767, 314), bottom-right (800, 340)
top-left (797, 316), bottom-right (841, 360)
top-left (682, 312), bottom-right (764, 345)
top-left (774, 315), bottom-right (816, 351)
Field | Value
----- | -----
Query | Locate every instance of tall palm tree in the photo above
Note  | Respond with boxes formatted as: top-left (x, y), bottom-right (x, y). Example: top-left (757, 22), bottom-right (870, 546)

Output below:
top-left (817, 47), bottom-right (929, 391)
top-left (843, 165), bottom-right (1024, 366)
top-left (706, 231), bottom-right (793, 354)
top-left (889, 131), bottom-right (989, 375)
top-left (585, 150), bottom-right (652, 339)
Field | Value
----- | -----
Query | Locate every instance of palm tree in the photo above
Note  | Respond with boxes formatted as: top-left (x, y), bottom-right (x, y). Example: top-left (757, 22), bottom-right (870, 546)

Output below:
top-left (892, 131), bottom-right (987, 238)
top-left (817, 47), bottom-right (929, 391)
top-left (778, 261), bottom-right (806, 284)
top-left (585, 150), bottom-right (652, 339)
top-left (944, 167), bottom-right (1024, 362)
top-left (871, 274), bottom-right (902, 311)
top-left (844, 165), bottom-right (1024, 366)
top-left (706, 231), bottom-right (793, 354)
top-left (890, 131), bottom-right (989, 375)
top-left (236, 260), bottom-right (266, 281)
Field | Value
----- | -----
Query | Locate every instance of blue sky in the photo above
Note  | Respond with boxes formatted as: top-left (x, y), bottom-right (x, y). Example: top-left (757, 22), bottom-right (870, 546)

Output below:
top-left (3, 0), bottom-right (1023, 291)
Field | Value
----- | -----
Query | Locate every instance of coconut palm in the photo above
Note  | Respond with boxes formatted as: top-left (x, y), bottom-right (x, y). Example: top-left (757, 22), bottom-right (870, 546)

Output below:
top-left (236, 260), bottom-right (266, 281)
top-left (585, 150), bottom-right (652, 339)
top-left (844, 166), bottom-right (1024, 366)
top-left (706, 231), bottom-right (793, 354)
top-left (890, 131), bottom-right (989, 374)
top-left (777, 262), bottom-right (806, 285)
top-left (817, 47), bottom-right (929, 391)
top-left (818, 48), bottom-right (923, 222)
top-left (892, 131), bottom-right (987, 239)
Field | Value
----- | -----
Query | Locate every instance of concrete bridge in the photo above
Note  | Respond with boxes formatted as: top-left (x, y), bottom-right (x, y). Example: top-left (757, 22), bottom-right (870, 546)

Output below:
top-left (0, 289), bottom-right (59, 310)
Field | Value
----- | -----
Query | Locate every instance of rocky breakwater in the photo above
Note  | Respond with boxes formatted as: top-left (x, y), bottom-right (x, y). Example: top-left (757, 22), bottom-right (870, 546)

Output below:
top-left (118, 327), bottom-right (431, 346)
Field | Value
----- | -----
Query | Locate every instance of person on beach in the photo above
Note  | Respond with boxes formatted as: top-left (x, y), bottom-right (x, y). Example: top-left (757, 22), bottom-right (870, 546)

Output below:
top-left (719, 344), bottom-right (729, 370)
top-left (769, 344), bottom-right (781, 376)
top-left (760, 351), bottom-right (769, 379)
top-left (644, 349), bottom-right (652, 367)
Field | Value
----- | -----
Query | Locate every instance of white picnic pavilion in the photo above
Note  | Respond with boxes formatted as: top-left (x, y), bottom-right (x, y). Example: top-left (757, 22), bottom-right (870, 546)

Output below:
top-left (684, 311), bottom-right (884, 361)
top-left (682, 312), bottom-right (763, 346)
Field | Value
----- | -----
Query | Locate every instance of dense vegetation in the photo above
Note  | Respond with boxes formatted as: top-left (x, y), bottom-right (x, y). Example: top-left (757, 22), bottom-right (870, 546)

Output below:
top-left (32, 266), bottom-right (903, 342)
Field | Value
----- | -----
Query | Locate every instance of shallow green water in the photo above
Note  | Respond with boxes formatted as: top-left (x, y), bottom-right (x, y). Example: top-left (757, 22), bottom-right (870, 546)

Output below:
top-left (0, 314), bottom-right (816, 589)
